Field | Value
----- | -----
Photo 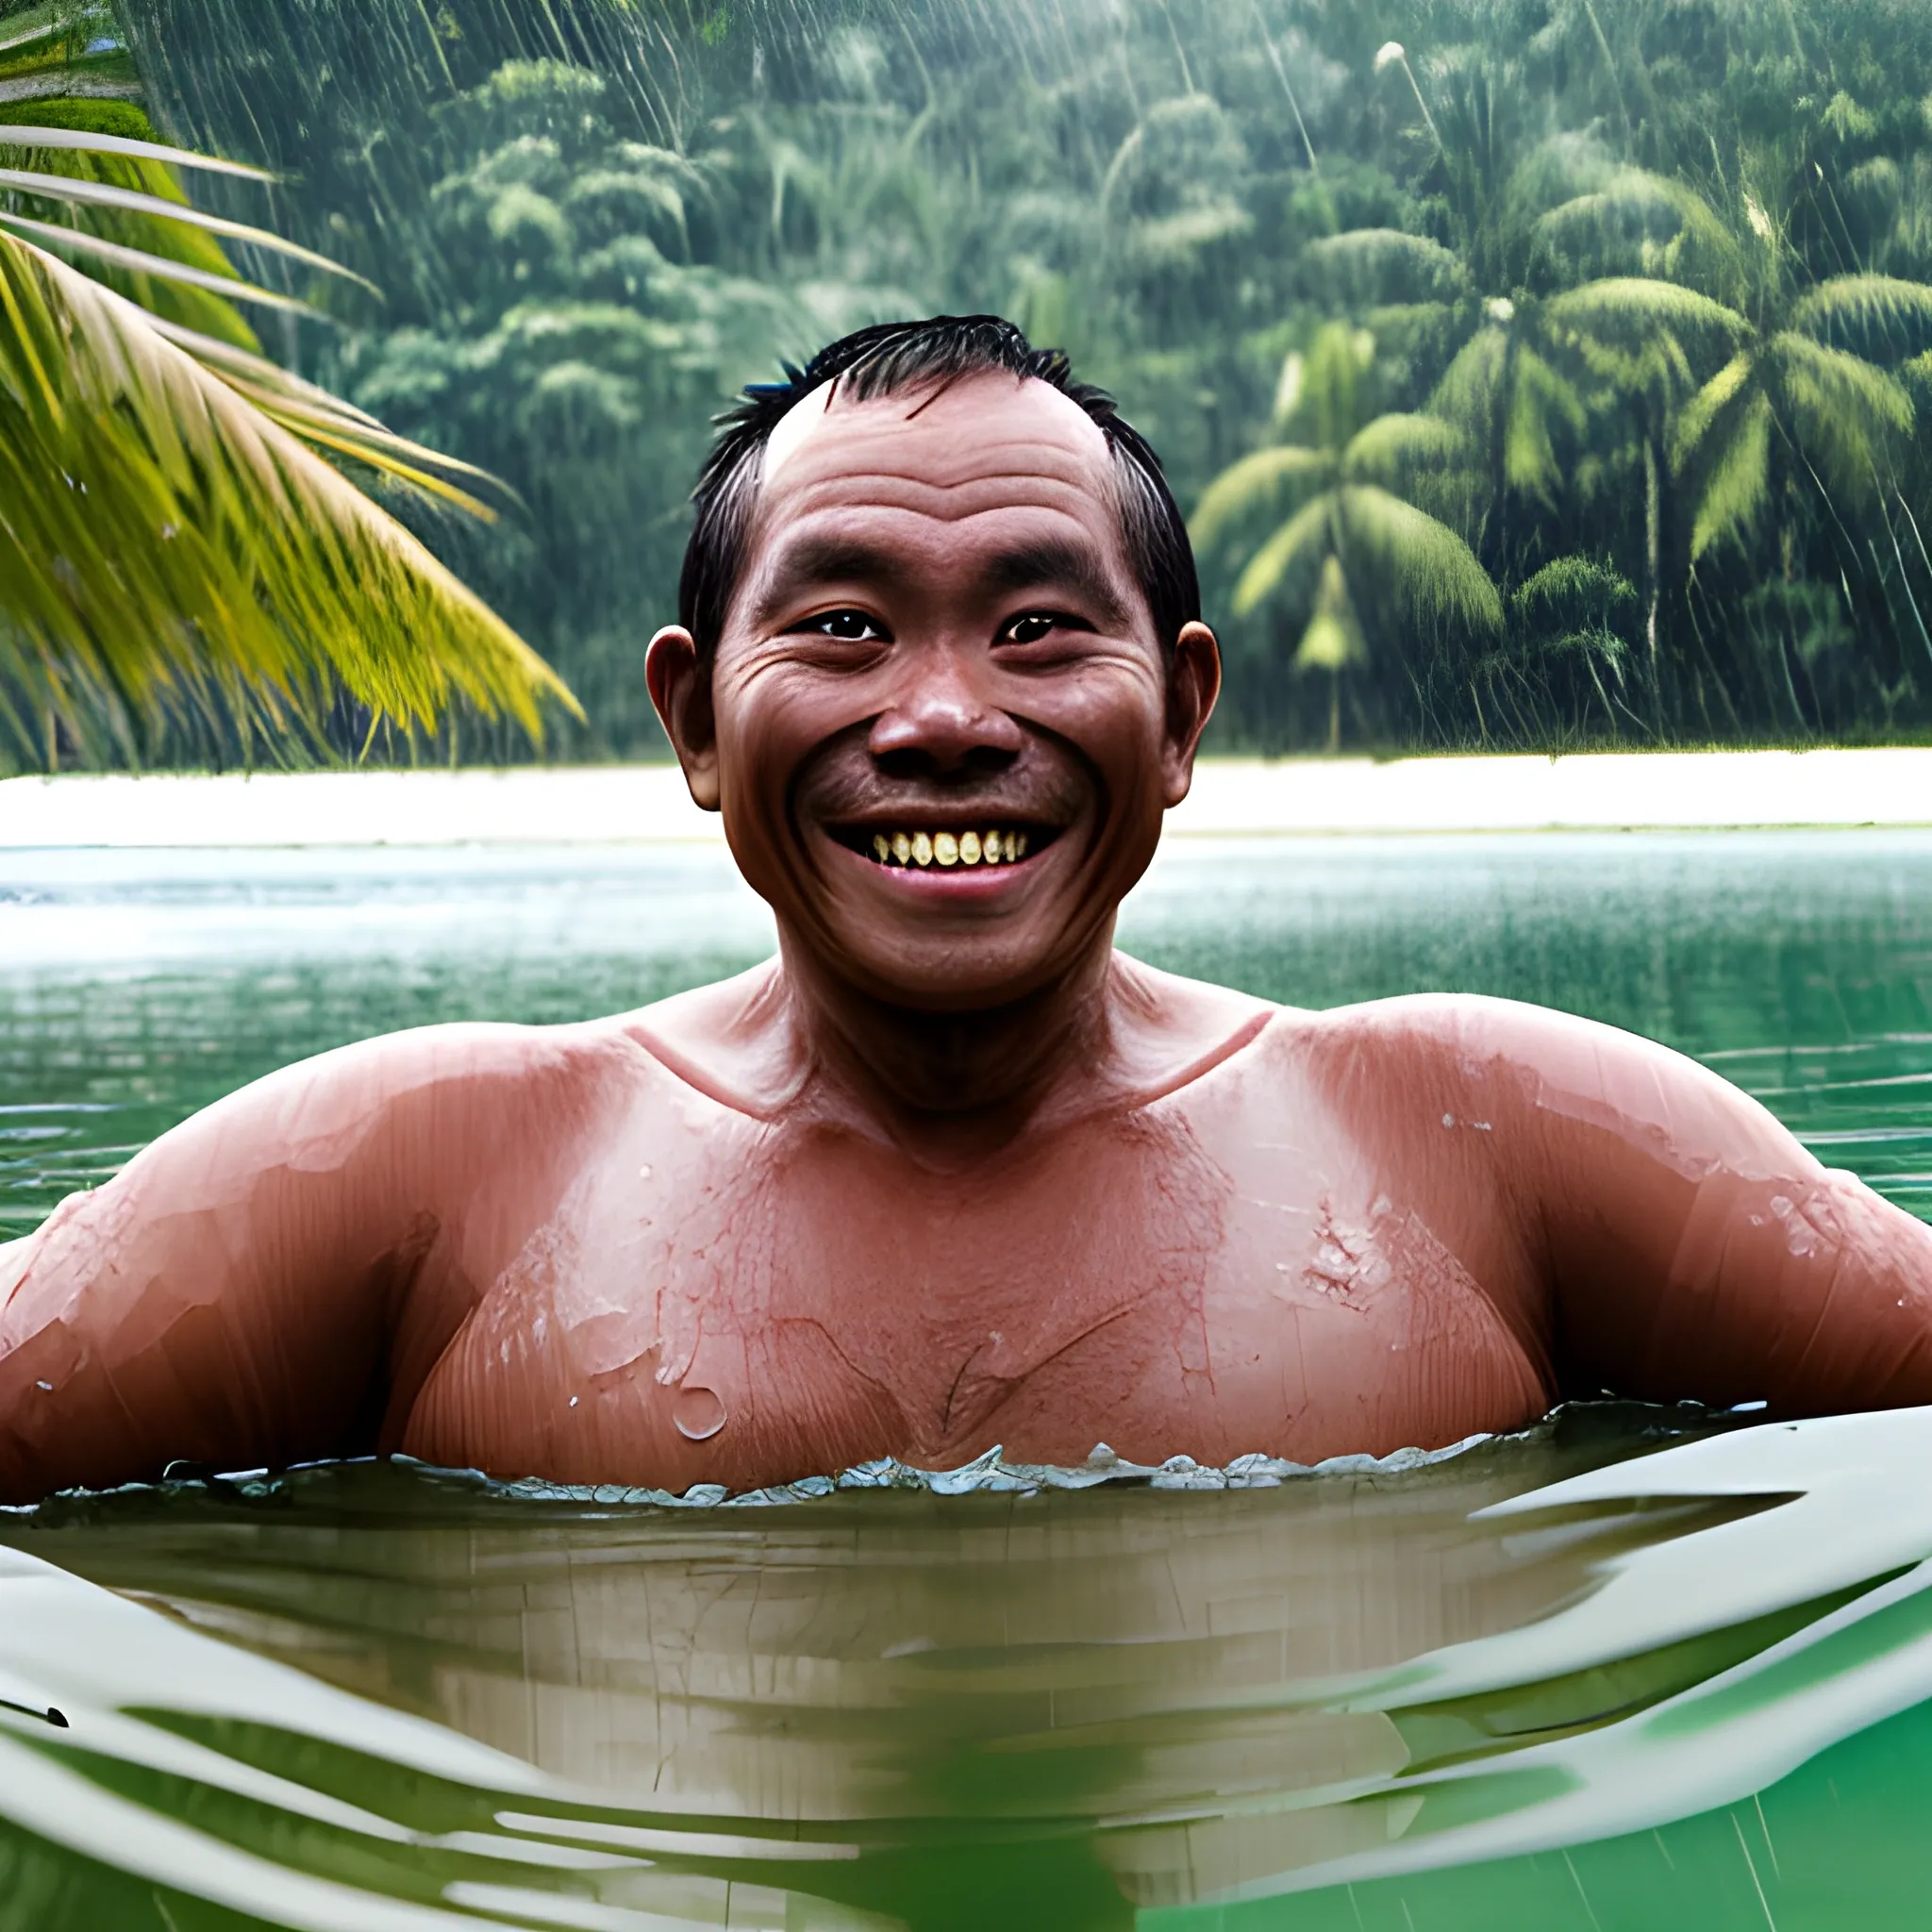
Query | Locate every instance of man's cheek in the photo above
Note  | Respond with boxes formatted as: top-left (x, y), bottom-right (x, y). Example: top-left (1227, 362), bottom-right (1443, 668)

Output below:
top-left (1013, 663), bottom-right (1167, 747)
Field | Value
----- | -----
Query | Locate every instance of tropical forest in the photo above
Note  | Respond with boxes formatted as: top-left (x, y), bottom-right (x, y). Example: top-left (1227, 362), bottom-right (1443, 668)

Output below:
top-left (5, 0), bottom-right (1932, 762)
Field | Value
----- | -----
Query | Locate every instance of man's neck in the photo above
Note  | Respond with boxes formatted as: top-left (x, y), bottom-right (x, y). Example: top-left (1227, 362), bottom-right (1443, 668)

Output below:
top-left (627, 943), bottom-right (1276, 1161)
top-left (776, 930), bottom-right (1125, 1159)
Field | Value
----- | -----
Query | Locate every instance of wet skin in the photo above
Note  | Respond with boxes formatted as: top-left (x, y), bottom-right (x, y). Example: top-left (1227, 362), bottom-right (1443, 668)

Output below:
top-left (7, 375), bottom-right (1932, 1500)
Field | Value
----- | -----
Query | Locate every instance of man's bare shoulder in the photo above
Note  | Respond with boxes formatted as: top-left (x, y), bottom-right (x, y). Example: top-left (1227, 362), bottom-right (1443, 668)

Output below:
top-left (240, 1015), bottom-right (653, 1138)
top-left (1288, 991), bottom-right (1807, 1171)
top-left (44, 1018), bottom-right (663, 1225)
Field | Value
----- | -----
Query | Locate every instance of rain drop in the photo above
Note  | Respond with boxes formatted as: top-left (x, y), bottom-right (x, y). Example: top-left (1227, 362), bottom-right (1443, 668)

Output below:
top-left (674, 1384), bottom-right (727, 1441)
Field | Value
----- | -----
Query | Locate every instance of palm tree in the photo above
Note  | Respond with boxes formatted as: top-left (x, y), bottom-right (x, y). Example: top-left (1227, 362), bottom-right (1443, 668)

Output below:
top-left (1, 7), bottom-right (574, 770)
top-left (1191, 321), bottom-right (1502, 749)
top-left (1671, 277), bottom-right (1920, 551)
top-left (1535, 158), bottom-right (1932, 724)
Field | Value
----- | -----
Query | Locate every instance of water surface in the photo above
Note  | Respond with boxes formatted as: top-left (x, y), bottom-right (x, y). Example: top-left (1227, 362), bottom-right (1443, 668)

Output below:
top-left (6, 830), bottom-right (1932, 1928)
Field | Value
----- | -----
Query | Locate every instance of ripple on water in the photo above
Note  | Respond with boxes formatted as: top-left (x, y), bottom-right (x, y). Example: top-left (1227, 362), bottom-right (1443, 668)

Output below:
top-left (1, 1406), bottom-right (1930, 1930)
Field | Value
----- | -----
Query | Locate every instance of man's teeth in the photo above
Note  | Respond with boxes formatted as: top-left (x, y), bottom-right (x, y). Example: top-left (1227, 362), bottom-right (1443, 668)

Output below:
top-left (866, 828), bottom-right (1032, 868)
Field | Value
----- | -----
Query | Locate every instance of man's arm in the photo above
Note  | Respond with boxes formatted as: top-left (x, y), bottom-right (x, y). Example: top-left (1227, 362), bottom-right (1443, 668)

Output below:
top-left (0, 1023), bottom-right (628, 1502)
top-left (1319, 995), bottom-right (1932, 1415)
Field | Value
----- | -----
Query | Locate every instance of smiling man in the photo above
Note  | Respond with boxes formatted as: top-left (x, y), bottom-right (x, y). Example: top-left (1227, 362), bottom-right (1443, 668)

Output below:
top-left (6, 313), bottom-right (1932, 1501)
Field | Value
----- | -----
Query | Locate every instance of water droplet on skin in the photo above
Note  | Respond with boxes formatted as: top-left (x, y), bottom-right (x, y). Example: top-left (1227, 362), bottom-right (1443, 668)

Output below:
top-left (674, 1384), bottom-right (727, 1441)
top-left (568, 1394), bottom-right (579, 1407)
top-left (639, 1164), bottom-right (653, 1180)
top-left (1441, 1113), bottom-right (1456, 1128)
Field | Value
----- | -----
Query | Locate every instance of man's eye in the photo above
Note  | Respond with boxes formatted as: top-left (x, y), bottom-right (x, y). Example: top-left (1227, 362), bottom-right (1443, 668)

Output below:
top-left (800, 609), bottom-right (884, 641)
top-left (1002, 612), bottom-right (1063, 644)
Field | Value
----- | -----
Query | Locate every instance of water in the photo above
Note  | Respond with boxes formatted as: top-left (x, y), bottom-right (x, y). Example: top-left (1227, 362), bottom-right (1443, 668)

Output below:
top-left (7, 828), bottom-right (1932, 1926)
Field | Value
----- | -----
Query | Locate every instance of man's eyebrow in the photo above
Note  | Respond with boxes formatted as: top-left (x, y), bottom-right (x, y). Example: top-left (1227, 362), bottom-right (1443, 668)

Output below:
top-left (983, 540), bottom-right (1134, 627)
top-left (743, 532), bottom-right (1136, 629)
top-left (746, 536), bottom-right (904, 626)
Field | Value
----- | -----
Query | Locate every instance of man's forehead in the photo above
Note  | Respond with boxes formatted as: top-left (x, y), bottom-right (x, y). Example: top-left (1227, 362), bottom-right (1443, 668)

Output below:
top-left (731, 375), bottom-right (1135, 625)
top-left (758, 369), bottom-right (1115, 496)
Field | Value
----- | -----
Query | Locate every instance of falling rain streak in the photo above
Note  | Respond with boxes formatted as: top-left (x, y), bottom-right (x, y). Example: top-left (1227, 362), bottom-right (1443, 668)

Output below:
top-left (10, 0), bottom-right (1932, 767)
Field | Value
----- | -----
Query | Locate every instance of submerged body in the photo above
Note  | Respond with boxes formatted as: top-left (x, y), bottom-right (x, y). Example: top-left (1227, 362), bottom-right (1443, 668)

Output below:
top-left (7, 324), bottom-right (1932, 1498)
top-left (3, 960), bottom-right (1927, 1499)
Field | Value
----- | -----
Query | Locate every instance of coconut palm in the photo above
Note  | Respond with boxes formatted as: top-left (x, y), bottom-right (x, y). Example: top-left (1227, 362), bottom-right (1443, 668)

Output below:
top-left (1191, 321), bottom-right (1502, 749)
top-left (0, 7), bottom-right (574, 769)
top-left (1537, 150), bottom-right (1932, 721)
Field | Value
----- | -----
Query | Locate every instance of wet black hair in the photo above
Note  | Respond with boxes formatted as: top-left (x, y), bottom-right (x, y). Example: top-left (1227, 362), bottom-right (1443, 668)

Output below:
top-left (676, 314), bottom-right (1200, 669)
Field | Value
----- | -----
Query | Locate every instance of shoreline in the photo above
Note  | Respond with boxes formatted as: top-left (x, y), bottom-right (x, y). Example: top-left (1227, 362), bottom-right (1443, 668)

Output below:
top-left (7, 748), bottom-right (1932, 846)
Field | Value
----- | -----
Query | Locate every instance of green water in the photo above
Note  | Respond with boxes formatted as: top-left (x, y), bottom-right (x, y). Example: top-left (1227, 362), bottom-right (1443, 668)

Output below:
top-left (7, 829), bottom-right (1932, 1928)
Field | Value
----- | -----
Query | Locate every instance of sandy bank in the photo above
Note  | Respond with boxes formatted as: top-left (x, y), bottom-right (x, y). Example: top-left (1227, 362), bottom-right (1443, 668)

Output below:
top-left (5, 749), bottom-right (1932, 847)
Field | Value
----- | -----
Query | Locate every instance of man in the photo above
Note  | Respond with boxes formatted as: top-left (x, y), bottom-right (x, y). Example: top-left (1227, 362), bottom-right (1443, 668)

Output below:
top-left (4, 315), bottom-right (1930, 1503)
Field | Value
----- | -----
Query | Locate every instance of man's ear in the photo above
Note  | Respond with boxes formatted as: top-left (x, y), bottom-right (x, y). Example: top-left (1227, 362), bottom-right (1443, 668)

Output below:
top-left (646, 626), bottom-right (721, 811)
top-left (1160, 620), bottom-right (1222, 807)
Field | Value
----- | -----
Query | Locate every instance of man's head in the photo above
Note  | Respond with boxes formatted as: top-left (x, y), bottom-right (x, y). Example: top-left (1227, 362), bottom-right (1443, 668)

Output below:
top-left (648, 315), bottom-right (1220, 1016)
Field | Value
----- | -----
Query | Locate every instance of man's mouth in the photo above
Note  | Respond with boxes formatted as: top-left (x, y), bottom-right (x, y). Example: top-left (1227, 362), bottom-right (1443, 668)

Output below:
top-left (828, 824), bottom-right (1054, 870)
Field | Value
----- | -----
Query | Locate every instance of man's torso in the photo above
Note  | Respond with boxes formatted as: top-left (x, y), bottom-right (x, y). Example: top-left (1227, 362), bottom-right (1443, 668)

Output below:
top-left (401, 1008), bottom-right (1555, 1490)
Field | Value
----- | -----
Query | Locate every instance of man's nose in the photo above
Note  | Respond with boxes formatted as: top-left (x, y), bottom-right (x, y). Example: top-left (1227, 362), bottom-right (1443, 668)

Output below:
top-left (868, 651), bottom-right (1024, 779)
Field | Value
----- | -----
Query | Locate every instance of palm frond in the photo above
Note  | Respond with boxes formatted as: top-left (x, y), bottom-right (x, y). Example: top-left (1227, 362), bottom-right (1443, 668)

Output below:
top-left (150, 318), bottom-right (512, 518)
top-left (1670, 352), bottom-right (1756, 473)
top-left (1688, 390), bottom-right (1773, 559)
top-left (0, 108), bottom-right (268, 348)
top-left (1429, 323), bottom-right (1507, 427)
top-left (0, 207), bottom-right (312, 312)
top-left (1791, 274), bottom-right (1932, 359)
top-left (1191, 444), bottom-right (1331, 552)
top-left (0, 120), bottom-right (269, 180)
top-left (0, 162), bottom-right (378, 291)
top-left (1536, 169), bottom-right (1743, 291)
top-left (1546, 275), bottom-right (1746, 350)
top-left (0, 229), bottom-right (575, 752)
top-left (1232, 493), bottom-right (1331, 618)
top-left (1332, 485), bottom-right (1503, 634)
top-left (1341, 411), bottom-right (1470, 481)
top-left (1302, 228), bottom-right (1466, 304)
top-left (1773, 332), bottom-right (1914, 508)
top-left (1504, 348), bottom-right (1586, 503)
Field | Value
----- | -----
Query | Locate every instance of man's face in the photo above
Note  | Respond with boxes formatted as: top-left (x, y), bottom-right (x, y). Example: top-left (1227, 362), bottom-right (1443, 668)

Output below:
top-left (651, 373), bottom-right (1218, 1012)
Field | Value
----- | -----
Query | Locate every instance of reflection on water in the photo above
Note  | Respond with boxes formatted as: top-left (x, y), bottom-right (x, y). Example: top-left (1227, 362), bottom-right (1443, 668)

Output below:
top-left (8, 829), bottom-right (1932, 1924)
top-left (3, 1407), bottom-right (1932, 1930)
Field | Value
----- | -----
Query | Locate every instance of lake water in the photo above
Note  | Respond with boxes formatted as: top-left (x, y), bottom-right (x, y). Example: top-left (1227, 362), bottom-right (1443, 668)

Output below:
top-left (6, 830), bottom-right (1932, 1929)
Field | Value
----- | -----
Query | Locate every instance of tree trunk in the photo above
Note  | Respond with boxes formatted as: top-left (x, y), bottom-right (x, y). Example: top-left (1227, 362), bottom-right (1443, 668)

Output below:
top-left (1643, 435), bottom-right (1662, 723)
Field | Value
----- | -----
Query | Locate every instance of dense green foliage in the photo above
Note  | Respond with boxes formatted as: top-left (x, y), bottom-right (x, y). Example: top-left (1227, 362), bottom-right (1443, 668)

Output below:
top-left (0, 0), bottom-right (574, 773)
top-left (84, 0), bottom-right (1932, 750)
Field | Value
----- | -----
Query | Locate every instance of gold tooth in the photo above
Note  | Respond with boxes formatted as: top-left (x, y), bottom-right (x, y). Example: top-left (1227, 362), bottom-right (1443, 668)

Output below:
top-left (958, 831), bottom-right (982, 865)
top-left (1014, 832), bottom-right (1029, 859)
top-left (892, 832), bottom-right (912, 864)
top-left (982, 830), bottom-right (1002, 863)
top-left (911, 831), bottom-right (933, 867)
top-left (872, 834), bottom-right (890, 862)
top-left (934, 831), bottom-right (959, 867)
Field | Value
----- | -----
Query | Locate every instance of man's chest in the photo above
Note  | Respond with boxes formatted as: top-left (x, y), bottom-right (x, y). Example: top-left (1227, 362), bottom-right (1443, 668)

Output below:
top-left (405, 1087), bottom-right (1551, 1487)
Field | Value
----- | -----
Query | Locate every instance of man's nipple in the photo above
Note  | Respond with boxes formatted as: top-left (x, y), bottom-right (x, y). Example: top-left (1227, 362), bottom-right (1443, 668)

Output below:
top-left (673, 1383), bottom-right (728, 1441)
